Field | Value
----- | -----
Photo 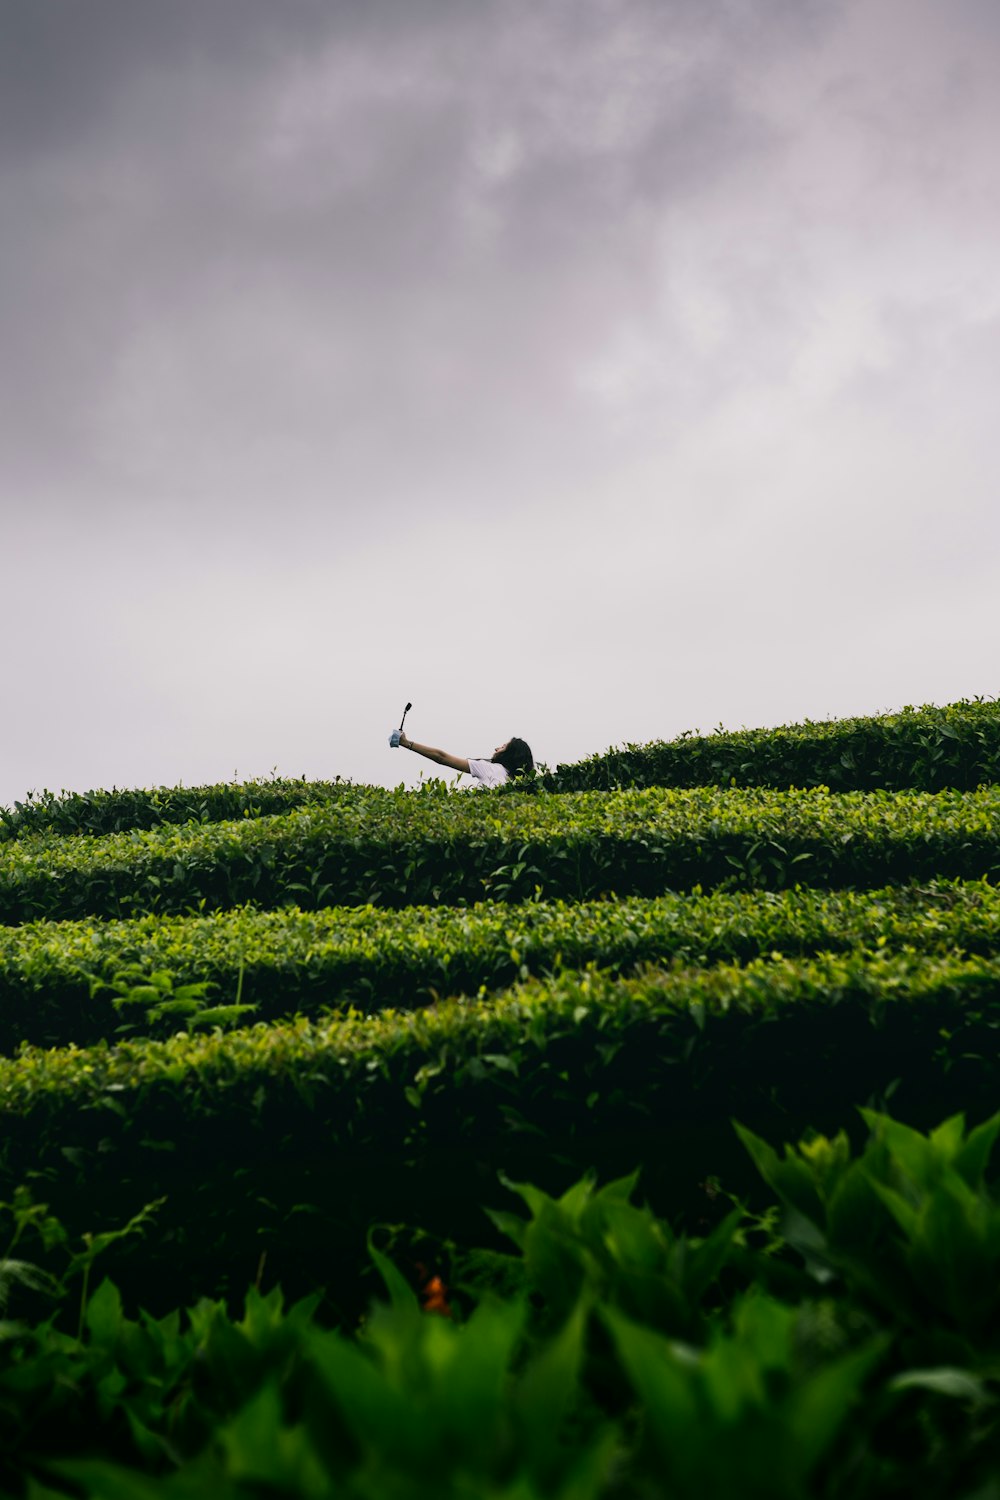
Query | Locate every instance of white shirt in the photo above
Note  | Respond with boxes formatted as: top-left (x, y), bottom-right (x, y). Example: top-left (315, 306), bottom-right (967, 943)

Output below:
top-left (467, 758), bottom-right (508, 788)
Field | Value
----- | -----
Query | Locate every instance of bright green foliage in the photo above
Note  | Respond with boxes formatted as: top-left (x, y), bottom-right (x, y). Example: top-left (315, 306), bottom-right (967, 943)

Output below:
top-left (1, 943), bottom-right (997, 1121)
top-left (542, 697), bottom-right (1000, 793)
top-left (95, 966), bottom-right (257, 1040)
top-left (2, 877), bottom-right (999, 1052)
top-left (4, 781), bottom-right (1000, 922)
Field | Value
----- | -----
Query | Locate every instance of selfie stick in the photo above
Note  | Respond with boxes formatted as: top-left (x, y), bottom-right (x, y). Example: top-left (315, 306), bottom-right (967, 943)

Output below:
top-left (389, 702), bottom-right (412, 748)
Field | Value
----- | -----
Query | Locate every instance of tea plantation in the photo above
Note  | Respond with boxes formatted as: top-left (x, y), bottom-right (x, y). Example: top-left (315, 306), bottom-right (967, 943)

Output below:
top-left (2, 698), bottom-right (1000, 1497)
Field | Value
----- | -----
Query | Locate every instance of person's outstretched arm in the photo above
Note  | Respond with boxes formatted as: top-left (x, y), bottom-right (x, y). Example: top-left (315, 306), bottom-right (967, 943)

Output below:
top-left (399, 734), bottom-right (470, 774)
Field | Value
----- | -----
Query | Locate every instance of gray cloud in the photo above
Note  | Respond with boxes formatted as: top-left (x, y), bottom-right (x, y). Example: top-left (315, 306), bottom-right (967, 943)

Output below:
top-left (0, 0), bottom-right (820, 511)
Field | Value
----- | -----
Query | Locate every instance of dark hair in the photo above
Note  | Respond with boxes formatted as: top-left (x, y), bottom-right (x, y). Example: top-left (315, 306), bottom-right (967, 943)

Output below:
top-left (491, 737), bottom-right (534, 777)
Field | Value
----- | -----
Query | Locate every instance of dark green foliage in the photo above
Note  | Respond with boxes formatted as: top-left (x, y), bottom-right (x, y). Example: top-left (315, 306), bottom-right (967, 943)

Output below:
top-left (542, 697), bottom-right (1000, 793)
top-left (737, 1108), bottom-right (1000, 1360)
top-left (0, 776), bottom-right (350, 843)
top-left (4, 1113), bottom-right (1000, 1498)
top-left (481, 1167), bottom-right (744, 1343)
top-left (4, 947), bottom-right (1000, 1314)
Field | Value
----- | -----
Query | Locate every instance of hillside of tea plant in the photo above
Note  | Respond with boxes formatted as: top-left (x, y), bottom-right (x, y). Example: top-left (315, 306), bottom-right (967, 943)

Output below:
top-left (3, 697), bottom-right (1000, 1497)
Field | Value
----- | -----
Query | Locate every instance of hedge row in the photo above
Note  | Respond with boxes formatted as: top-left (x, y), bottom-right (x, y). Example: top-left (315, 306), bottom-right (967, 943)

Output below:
top-left (5, 701), bottom-right (998, 845)
top-left (541, 698), bottom-right (1000, 793)
top-left (3, 878), bottom-right (999, 1053)
top-left (5, 784), bottom-right (1000, 922)
top-left (0, 776), bottom-right (349, 843)
top-left (3, 947), bottom-right (1000, 1308)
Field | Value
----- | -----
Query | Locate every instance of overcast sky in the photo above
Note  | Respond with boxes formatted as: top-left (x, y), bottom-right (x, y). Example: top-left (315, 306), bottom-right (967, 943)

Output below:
top-left (3, 0), bottom-right (998, 805)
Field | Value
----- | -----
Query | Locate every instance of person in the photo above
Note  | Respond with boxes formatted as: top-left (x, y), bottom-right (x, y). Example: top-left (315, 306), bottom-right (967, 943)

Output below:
top-left (395, 732), bottom-right (534, 787)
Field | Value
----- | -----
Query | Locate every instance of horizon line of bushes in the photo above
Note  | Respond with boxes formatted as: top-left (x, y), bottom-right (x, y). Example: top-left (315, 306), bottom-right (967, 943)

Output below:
top-left (3, 698), bottom-right (998, 845)
top-left (538, 695), bottom-right (1000, 793)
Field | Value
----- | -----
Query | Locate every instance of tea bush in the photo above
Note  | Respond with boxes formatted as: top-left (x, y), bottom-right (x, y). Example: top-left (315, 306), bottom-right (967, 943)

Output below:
top-left (543, 697), bottom-right (1000, 793)
top-left (3, 699), bottom-right (1000, 1494)
top-left (3, 947), bottom-right (1000, 1312)
top-left (1, 877), bottom-right (999, 1052)
top-left (4, 783), bottom-right (1000, 922)
top-left (0, 776), bottom-right (350, 842)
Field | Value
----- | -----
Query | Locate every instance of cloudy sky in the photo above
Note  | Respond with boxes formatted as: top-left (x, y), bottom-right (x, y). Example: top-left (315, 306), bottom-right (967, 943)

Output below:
top-left (3, 0), bottom-right (998, 805)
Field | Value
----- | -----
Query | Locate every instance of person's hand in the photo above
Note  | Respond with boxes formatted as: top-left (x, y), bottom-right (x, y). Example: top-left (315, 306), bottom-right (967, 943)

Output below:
top-left (399, 733), bottom-right (411, 749)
